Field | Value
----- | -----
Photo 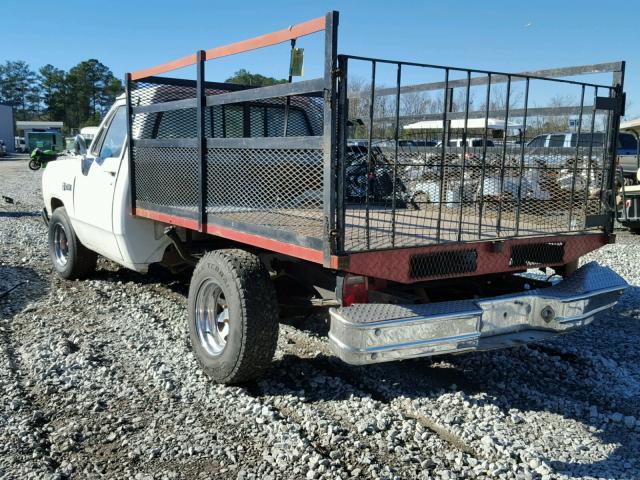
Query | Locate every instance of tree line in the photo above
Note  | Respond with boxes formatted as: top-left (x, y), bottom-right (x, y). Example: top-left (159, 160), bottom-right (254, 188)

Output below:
top-left (0, 59), bottom-right (123, 132)
top-left (0, 64), bottom-right (286, 134)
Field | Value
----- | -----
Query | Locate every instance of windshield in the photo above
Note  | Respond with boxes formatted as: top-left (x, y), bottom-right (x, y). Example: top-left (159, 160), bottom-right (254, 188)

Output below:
top-left (619, 133), bottom-right (638, 151)
top-left (98, 106), bottom-right (127, 159)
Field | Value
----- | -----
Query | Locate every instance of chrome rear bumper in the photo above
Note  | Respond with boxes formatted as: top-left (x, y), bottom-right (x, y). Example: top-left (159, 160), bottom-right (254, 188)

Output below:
top-left (329, 262), bottom-right (627, 365)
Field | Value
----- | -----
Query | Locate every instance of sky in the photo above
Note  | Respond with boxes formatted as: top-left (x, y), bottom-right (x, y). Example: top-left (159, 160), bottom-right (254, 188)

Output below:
top-left (0, 0), bottom-right (638, 118)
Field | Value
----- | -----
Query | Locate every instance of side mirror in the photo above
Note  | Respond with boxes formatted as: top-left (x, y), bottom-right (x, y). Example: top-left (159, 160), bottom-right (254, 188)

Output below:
top-left (73, 134), bottom-right (87, 156)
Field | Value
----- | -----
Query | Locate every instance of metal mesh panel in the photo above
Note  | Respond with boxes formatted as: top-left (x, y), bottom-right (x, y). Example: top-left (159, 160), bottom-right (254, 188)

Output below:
top-left (129, 77), bottom-right (325, 243)
top-left (340, 57), bottom-right (620, 253)
top-left (509, 242), bottom-right (565, 267)
top-left (409, 249), bottom-right (478, 279)
top-left (133, 146), bottom-right (200, 213)
top-left (130, 80), bottom-right (232, 106)
top-left (132, 104), bottom-right (323, 140)
top-left (206, 147), bottom-right (323, 238)
top-left (130, 80), bottom-right (323, 139)
top-left (342, 145), bottom-right (612, 251)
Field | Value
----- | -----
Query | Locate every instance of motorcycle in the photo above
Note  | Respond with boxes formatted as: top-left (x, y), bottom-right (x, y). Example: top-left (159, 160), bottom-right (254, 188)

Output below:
top-left (344, 145), bottom-right (408, 206)
top-left (29, 148), bottom-right (58, 171)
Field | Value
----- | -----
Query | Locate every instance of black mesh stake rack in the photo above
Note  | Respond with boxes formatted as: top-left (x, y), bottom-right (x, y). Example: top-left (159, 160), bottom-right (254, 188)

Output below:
top-left (125, 11), bottom-right (625, 278)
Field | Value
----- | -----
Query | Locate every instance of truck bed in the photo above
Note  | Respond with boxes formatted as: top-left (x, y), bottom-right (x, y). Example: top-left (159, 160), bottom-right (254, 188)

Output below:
top-left (136, 199), bottom-right (602, 251)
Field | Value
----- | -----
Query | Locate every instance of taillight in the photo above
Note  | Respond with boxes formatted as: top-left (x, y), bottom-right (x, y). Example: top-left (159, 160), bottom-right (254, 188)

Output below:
top-left (342, 275), bottom-right (369, 306)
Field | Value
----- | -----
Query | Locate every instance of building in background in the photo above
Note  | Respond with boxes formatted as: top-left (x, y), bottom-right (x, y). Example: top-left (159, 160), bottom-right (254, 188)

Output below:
top-left (16, 121), bottom-right (64, 152)
top-left (0, 104), bottom-right (16, 154)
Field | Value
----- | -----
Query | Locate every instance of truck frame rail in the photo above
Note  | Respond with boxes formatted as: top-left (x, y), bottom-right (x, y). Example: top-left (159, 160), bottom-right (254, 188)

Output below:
top-left (125, 11), bottom-right (625, 283)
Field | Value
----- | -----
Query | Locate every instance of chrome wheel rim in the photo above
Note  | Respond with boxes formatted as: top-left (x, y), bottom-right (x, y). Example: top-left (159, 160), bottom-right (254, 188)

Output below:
top-left (53, 223), bottom-right (69, 267)
top-left (195, 279), bottom-right (230, 356)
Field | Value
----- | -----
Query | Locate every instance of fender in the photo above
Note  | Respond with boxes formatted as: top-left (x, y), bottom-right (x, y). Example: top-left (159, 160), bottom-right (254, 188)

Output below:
top-left (41, 156), bottom-right (81, 218)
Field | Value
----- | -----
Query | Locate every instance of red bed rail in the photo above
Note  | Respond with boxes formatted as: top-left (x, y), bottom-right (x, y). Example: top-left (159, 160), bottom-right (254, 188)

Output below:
top-left (129, 16), bottom-right (327, 81)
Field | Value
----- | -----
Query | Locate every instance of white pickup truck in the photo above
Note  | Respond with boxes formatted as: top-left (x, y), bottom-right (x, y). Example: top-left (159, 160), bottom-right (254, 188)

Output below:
top-left (42, 12), bottom-right (629, 385)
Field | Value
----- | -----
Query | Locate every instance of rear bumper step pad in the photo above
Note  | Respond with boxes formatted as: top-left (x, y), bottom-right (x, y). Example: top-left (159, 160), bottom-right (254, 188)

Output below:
top-left (329, 262), bottom-right (627, 365)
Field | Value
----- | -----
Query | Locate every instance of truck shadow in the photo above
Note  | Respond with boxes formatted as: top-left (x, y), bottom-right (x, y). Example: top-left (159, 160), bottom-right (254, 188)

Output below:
top-left (91, 261), bottom-right (191, 297)
top-left (0, 211), bottom-right (41, 218)
top-left (262, 286), bottom-right (640, 479)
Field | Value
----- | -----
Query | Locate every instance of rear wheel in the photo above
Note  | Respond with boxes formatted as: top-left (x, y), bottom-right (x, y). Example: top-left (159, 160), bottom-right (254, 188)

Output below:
top-left (28, 159), bottom-right (41, 171)
top-left (187, 249), bottom-right (279, 384)
top-left (48, 207), bottom-right (97, 279)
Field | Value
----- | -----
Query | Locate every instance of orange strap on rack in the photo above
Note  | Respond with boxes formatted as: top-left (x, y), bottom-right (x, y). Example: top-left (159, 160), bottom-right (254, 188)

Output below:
top-left (129, 16), bottom-right (326, 81)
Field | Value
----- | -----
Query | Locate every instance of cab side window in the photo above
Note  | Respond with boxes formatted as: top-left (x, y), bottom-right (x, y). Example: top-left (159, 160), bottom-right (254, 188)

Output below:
top-left (549, 135), bottom-right (566, 148)
top-left (98, 107), bottom-right (127, 159)
top-left (528, 135), bottom-right (546, 147)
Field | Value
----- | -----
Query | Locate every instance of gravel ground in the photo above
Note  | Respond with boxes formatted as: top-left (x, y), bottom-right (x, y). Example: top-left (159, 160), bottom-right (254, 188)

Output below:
top-left (1, 157), bottom-right (639, 480)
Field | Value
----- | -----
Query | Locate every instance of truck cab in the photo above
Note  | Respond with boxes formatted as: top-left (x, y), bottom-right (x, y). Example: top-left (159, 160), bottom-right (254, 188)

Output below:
top-left (42, 97), bottom-right (170, 273)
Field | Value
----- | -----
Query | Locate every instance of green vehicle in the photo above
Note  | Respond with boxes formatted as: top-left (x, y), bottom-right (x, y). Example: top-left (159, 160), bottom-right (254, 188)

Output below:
top-left (26, 131), bottom-right (64, 152)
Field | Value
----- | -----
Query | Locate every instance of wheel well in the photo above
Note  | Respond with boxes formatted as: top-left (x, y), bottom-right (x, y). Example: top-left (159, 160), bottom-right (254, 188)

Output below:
top-left (51, 197), bottom-right (64, 212)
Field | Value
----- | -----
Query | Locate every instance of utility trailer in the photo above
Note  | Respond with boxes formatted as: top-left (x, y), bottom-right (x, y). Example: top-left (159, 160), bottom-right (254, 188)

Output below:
top-left (42, 11), bottom-right (628, 384)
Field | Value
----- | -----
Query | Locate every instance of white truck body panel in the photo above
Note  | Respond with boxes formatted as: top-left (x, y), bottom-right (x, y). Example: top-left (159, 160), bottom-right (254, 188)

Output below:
top-left (42, 98), bottom-right (170, 272)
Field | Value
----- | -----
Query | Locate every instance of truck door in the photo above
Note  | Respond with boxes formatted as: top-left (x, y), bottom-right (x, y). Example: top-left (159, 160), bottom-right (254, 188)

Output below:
top-left (72, 106), bottom-right (127, 262)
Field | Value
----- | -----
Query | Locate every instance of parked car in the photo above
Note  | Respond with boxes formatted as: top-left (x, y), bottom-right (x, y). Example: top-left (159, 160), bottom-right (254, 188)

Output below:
top-left (619, 118), bottom-right (640, 184)
top-left (435, 138), bottom-right (495, 148)
top-left (524, 132), bottom-right (636, 191)
top-left (411, 140), bottom-right (438, 147)
top-left (373, 139), bottom-right (437, 149)
top-left (15, 137), bottom-right (27, 153)
top-left (527, 131), bottom-right (636, 151)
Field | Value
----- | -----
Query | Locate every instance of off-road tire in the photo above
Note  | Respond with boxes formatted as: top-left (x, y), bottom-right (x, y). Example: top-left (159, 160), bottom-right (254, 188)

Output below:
top-left (187, 249), bottom-right (279, 384)
top-left (48, 207), bottom-right (97, 279)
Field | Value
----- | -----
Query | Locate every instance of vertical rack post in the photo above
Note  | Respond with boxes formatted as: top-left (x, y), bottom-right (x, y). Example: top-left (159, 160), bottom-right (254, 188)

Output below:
top-left (495, 75), bottom-right (511, 235)
top-left (125, 73), bottom-right (136, 215)
top-left (568, 85), bottom-right (585, 229)
top-left (477, 73), bottom-right (492, 239)
top-left (583, 86), bottom-right (598, 213)
top-left (365, 60), bottom-right (376, 250)
top-left (283, 38), bottom-right (297, 137)
top-left (456, 70), bottom-right (471, 242)
top-left (390, 63), bottom-right (402, 247)
top-left (607, 61), bottom-right (625, 234)
top-left (336, 55), bottom-right (348, 254)
top-left (196, 50), bottom-right (207, 232)
top-left (445, 86), bottom-right (454, 146)
top-left (435, 68), bottom-right (450, 243)
top-left (322, 11), bottom-right (339, 264)
top-left (514, 77), bottom-right (529, 236)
